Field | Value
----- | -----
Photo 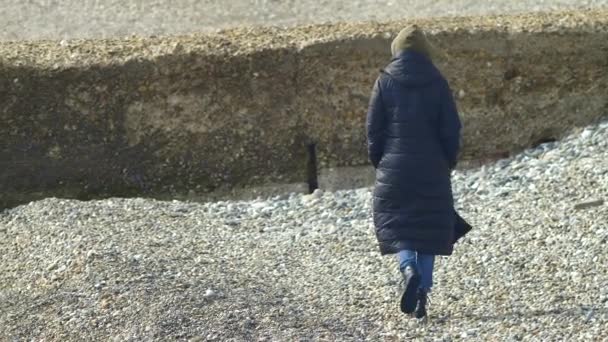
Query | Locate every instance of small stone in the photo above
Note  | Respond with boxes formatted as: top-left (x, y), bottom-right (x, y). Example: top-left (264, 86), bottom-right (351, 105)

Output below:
top-left (574, 199), bottom-right (604, 210)
top-left (46, 260), bottom-right (59, 271)
top-left (86, 250), bottom-right (96, 260)
top-left (204, 289), bottom-right (216, 298)
top-left (243, 317), bottom-right (256, 329)
top-left (584, 309), bottom-right (595, 322)
top-left (100, 299), bottom-right (111, 309)
top-left (581, 129), bottom-right (594, 139)
top-left (312, 189), bottom-right (324, 198)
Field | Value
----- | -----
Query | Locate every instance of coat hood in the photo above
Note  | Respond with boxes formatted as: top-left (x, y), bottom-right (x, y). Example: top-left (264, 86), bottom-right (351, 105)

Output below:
top-left (382, 50), bottom-right (442, 87)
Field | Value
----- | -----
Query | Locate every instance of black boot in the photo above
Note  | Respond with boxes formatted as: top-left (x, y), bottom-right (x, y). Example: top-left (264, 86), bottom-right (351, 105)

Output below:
top-left (415, 289), bottom-right (429, 319)
top-left (400, 265), bottom-right (420, 314)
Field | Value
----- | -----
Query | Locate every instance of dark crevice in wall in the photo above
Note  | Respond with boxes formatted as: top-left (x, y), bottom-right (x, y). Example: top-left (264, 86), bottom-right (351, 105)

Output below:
top-left (292, 48), bottom-right (300, 96)
top-left (306, 142), bottom-right (318, 193)
top-left (532, 136), bottom-right (557, 147)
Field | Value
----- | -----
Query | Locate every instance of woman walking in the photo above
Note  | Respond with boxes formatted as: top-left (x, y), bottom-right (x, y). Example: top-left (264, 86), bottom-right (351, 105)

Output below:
top-left (366, 26), bottom-right (465, 318)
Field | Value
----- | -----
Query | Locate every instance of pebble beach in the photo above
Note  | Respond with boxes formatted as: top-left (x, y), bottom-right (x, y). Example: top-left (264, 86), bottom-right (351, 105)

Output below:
top-left (2, 120), bottom-right (608, 340)
top-left (1, 0), bottom-right (607, 41)
top-left (2, 1), bottom-right (608, 341)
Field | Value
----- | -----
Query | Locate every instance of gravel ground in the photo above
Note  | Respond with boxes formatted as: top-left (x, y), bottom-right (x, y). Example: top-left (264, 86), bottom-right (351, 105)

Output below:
top-left (1, 119), bottom-right (607, 341)
top-left (2, 1), bottom-right (608, 340)
top-left (2, 0), bottom-right (608, 41)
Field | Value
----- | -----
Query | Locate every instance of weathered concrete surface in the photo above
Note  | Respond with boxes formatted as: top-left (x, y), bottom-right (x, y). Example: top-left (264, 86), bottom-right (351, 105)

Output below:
top-left (2, 10), bottom-right (608, 209)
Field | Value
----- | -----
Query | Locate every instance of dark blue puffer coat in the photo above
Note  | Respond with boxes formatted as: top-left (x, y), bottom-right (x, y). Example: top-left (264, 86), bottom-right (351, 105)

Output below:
top-left (366, 50), bottom-right (462, 256)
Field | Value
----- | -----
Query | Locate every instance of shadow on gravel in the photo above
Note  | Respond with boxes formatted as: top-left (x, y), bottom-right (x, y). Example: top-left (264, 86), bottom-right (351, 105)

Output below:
top-left (436, 306), bottom-right (608, 323)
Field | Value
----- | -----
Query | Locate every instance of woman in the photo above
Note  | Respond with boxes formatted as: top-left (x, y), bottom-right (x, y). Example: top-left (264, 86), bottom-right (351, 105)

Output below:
top-left (366, 26), bottom-right (465, 318)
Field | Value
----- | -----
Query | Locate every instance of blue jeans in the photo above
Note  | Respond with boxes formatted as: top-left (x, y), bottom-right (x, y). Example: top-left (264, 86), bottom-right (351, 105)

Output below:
top-left (398, 250), bottom-right (435, 290)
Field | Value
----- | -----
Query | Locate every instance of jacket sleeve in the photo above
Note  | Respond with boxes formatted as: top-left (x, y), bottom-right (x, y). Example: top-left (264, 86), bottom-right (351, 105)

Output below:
top-left (366, 78), bottom-right (387, 168)
top-left (438, 80), bottom-right (462, 169)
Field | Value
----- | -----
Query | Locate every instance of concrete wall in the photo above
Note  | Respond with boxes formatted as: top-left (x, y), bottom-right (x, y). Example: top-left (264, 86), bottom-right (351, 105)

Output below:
top-left (2, 10), bottom-right (608, 209)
